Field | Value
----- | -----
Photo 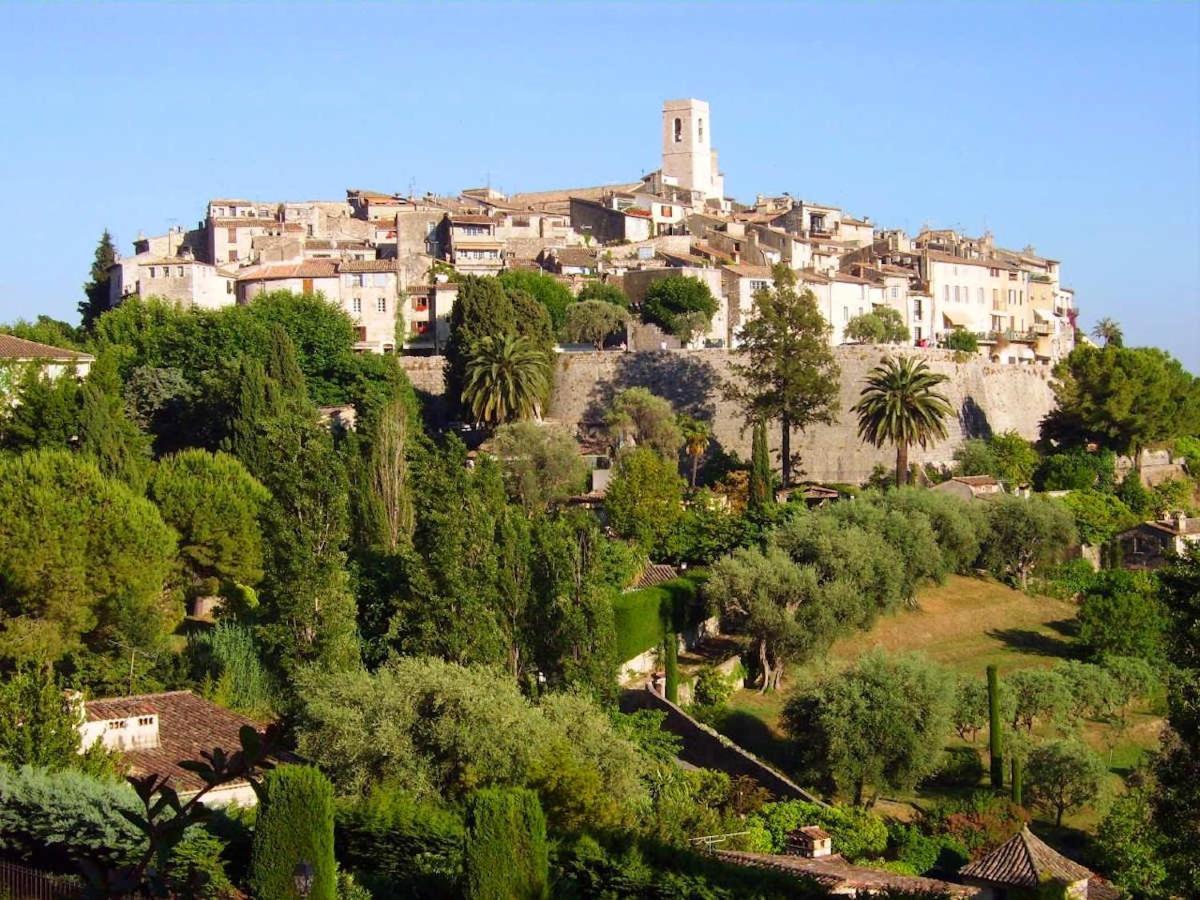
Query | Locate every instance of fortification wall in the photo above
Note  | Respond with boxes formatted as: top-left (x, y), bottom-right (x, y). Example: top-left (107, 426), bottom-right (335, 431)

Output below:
top-left (400, 346), bottom-right (1057, 484)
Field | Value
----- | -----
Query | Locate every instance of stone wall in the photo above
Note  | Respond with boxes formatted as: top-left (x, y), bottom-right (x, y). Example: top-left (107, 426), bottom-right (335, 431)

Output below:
top-left (399, 346), bottom-right (1058, 484)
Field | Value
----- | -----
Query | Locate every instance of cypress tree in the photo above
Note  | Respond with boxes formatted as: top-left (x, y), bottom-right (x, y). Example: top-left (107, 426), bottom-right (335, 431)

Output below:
top-left (79, 230), bottom-right (117, 331)
top-left (265, 324), bottom-right (308, 402)
top-left (223, 357), bottom-right (275, 478)
top-left (463, 787), bottom-right (548, 900)
top-left (987, 665), bottom-right (1004, 789)
top-left (663, 632), bottom-right (679, 703)
top-left (748, 419), bottom-right (772, 514)
top-left (250, 765), bottom-right (337, 900)
top-left (77, 358), bottom-right (152, 493)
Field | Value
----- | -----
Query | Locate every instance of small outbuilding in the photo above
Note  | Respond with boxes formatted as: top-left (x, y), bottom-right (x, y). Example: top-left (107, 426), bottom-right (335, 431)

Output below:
top-left (958, 826), bottom-right (1110, 899)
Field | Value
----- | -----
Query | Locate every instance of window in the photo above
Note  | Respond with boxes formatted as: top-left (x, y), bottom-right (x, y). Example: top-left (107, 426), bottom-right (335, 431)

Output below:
top-left (227, 227), bottom-right (237, 242)
top-left (749, 280), bottom-right (768, 292)
top-left (413, 296), bottom-right (429, 312)
top-left (461, 225), bottom-right (487, 236)
top-left (989, 267), bottom-right (999, 277)
top-left (148, 267), bottom-right (156, 278)
top-left (1008, 289), bottom-right (1015, 304)
top-left (673, 117), bottom-right (683, 142)
top-left (890, 286), bottom-right (898, 299)
top-left (176, 266), bottom-right (184, 277)
top-left (944, 285), bottom-right (950, 302)
top-left (307, 225), bottom-right (314, 237)
top-left (993, 288), bottom-right (999, 305)
top-left (660, 205), bottom-right (673, 218)
top-left (843, 306), bottom-right (849, 322)
top-left (138, 716), bottom-right (154, 726)
top-left (376, 298), bottom-right (387, 313)
top-left (698, 118), bottom-right (704, 141)
top-left (352, 297), bottom-right (362, 314)
top-left (228, 250), bottom-right (237, 263)
top-left (373, 273), bottom-right (388, 287)
top-left (977, 287), bottom-right (984, 304)
top-left (1018, 290), bottom-right (1023, 304)
top-left (954, 286), bottom-right (960, 302)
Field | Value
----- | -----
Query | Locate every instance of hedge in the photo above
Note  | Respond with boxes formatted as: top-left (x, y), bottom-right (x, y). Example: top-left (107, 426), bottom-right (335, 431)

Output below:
top-left (612, 574), bottom-right (706, 663)
top-left (463, 787), bottom-right (548, 900)
top-left (250, 765), bottom-right (337, 900)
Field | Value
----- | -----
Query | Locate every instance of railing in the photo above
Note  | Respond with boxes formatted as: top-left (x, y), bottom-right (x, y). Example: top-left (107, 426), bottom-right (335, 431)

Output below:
top-left (0, 860), bottom-right (84, 899)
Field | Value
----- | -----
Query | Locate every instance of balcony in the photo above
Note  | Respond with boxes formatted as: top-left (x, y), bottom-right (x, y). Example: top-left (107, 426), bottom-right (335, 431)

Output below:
top-left (980, 329), bottom-right (1039, 344)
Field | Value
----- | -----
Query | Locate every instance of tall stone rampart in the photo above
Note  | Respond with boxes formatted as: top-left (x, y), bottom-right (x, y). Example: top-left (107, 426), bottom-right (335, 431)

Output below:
top-left (400, 346), bottom-right (1057, 484)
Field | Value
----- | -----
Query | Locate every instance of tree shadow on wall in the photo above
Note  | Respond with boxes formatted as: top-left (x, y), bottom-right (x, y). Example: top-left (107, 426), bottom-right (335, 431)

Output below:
top-left (584, 351), bottom-right (723, 425)
top-left (960, 395), bottom-right (992, 440)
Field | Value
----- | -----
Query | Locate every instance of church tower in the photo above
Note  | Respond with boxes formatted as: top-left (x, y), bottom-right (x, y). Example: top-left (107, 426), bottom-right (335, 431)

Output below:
top-left (661, 98), bottom-right (724, 202)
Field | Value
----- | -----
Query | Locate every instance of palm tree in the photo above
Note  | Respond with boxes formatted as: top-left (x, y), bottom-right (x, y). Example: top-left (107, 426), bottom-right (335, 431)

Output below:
top-left (852, 356), bottom-right (954, 487)
top-left (1091, 317), bottom-right (1123, 348)
top-left (678, 414), bottom-right (711, 488)
top-left (461, 334), bottom-right (550, 426)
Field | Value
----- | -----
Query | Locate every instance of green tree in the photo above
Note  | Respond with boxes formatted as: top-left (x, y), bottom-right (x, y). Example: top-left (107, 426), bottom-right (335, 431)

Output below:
top-left (463, 787), bottom-right (549, 900)
top-left (576, 281), bottom-right (629, 309)
top-left (1078, 570), bottom-right (1166, 661)
top-left (983, 495), bottom-right (1077, 588)
top-left (149, 450), bottom-right (269, 594)
top-left (77, 359), bottom-right (153, 493)
top-left (462, 335), bottom-right (551, 426)
top-left (253, 415), bottom-right (360, 675)
top-left (954, 438), bottom-right (997, 478)
top-left (852, 355), bottom-right (953, 488)
top-left (844, 312), bottom-right (886, 344)
top-left (265, 323), bottom-right (308, 399)
top-left (783, 650), bottom-right (954, 806)
top-left (705, 546), bottom-right (824, 691)
top-left (988, 431), bottom-right (1039, 486)
top-left (1034, 448), bottom-right (1116, 492)
top-left (362, 394), bottom-right (415, 551)
top-left (727, 266), bottom-right (840, 486)
top-left (447, 276), bottom-right (519, 398)
top-left (79, 229), bottom-right (117, 331)
top-left (562, 299), bottom-right (628, 349)
top-left (1091, 317), bottom-right (1124, 348)
top-left (604, 448), bottom-right (685, 551)
top-left (1096, 782), bottom-right (1169, 900)
top-left (1061, 489), bottom-right (1137, 545)
top-left (1007, 668), bottom-right (1071, 733)
top-left (0, 450), bottom-right (178, 670)
top-left (250, 765), bottom-right (337, 900)
top-left (498, 269), bottom-right (574, 330)
top-left (604, 387), bottom-right (683, 461)
top-left (943, 329), bottom-right (978, 353)
top-left (641, 275), bottom-right (719, 343)
top-left (0, 668), bottom-right (112, 774)
top-left (678, 414), bottom-right (711, 488)
top-left (748, 419), bottom-right (773, 515)
top-left (1, 364), bottom-right (82, 451)
top-left (491, 421), bottom-right (588, 511)
top-left (1025, 739), bottom-right (1106, 826)
top-left (1153, 545), bottom-right (1200, 895)
top-left (1044, 345), bottom-right (1200, 465)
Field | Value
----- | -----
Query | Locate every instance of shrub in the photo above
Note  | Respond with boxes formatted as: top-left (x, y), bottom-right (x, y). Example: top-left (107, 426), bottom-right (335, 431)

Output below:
top-left (167, 827), bottom-right (236, 899)
top-left (693, 665), bottom-right (736, 708)
top-left (250, 765), bottom-right (336, 900)
top-left (1035, 449), bottom-right (1116, 492)
top-left (335, 785), bottom-right (463, 898)
top-left (887, 823), bottom-right (970, 875)
top-left (0, 764), bottom-right (144, 871)
top-left (188, 621), bottom-right (276, 717)
top-left (943, 330), bottom-right (978, 353)
top-left (463, 787), bottom-right (549, 900)
top-left (928, 746), bottom-right (986, 788)
top-left (925, 791), bottom-right (1027, 855)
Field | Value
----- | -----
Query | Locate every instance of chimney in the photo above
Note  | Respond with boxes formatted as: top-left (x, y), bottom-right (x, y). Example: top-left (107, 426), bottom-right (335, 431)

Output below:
top-left (1176, 510), bottom-right (1187, 531)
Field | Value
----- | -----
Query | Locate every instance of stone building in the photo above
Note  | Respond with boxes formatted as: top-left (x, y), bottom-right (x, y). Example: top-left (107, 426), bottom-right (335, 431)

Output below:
top-left (958, 826), bottom-right (1113, 900)
top-left (660, 98), bottom-right (725, 204)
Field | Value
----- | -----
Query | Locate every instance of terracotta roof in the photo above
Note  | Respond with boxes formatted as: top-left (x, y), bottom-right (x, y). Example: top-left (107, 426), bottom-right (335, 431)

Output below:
top-left (337, 259), bottom-right (397, 274)
top-left (236, 260), bottom-right (339, 281)
top-left (0, 334), bottom-right (94, 361)
top-left (84, 691), bottom-right (283, 795)
top-left (925, 250), bottom-right (1018, 271)
top-left (959, 827), bottom-right (1093, 889)
top-left (509, 183), bottom-right (643, 209)
top-left (840, 216), bottom-right (872, 227)
top-left (717, 851), bottom-right (977, 896)
top-left (552, 248), bottom-right (597, 268)
top-left (831, 272), bottom-right (876, 285)
top-left (953, 475), bottom-right (1001, 487)
top-left (632, 563), bottom-right (679, 589)
top-left (450, 214), bottom-right (496, 226)
top-left (722, 264), bottom-right (774, 278)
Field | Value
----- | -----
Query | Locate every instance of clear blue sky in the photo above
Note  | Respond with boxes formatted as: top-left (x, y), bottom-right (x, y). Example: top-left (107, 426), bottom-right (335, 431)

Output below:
top-left (1, 1), bottom-right (1197, 369)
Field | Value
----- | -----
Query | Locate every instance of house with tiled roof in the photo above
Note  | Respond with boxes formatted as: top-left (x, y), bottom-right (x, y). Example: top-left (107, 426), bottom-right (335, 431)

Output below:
top-left (79, 691), bottom-right (287, 807)
top-left (931, 475), bottom-right (1006, 502)
top-left (716, 849), bottom-right (979, 897)
top-left (1117, 511), bottom-right (1200, 570)
top-left (958, 826), bottom-right (1112, 899)
top-left (0, 334), bottom-right (94, 380)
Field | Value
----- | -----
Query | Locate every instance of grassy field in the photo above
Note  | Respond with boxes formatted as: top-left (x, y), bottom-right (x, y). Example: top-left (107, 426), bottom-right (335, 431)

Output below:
top-left (715, 574), bottom-right (1164, 831)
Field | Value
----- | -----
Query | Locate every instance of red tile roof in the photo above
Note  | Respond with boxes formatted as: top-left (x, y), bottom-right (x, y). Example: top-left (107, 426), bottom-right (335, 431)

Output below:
top-left (236, 260), bottom-right (339, 281)
top-left (84, 691), bottom-right (283, 795)
top-left (717, 851), bottom-right (978, 896)
top-left (959, 827), bottom-right (1093, 889)
top-left (0, 334), bottom-right (94, 361)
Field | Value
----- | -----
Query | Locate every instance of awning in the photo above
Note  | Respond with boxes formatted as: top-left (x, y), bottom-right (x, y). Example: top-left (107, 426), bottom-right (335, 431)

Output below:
top-left (1033, 308), bottom-right (1051, 323)
top-left (942, 311), bottom-right (967, 328)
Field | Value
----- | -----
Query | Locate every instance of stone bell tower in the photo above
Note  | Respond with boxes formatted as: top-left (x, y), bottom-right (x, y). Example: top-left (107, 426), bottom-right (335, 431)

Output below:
top-left (661, 98), bottom-right (724, 202)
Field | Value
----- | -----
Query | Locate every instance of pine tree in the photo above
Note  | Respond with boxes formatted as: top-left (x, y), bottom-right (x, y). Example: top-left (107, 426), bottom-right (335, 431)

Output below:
top-left (79, 230), bottom-right (117, 331)
top-left (748, 420), bottom-right (772, 515)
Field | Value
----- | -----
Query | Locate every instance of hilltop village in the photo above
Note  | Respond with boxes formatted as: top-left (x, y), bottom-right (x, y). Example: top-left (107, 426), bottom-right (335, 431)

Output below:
top-left (105, 98), bottom-right (1076, 365)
